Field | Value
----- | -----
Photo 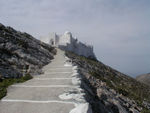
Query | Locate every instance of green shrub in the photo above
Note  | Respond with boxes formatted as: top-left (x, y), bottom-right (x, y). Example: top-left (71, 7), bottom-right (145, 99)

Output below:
top-left (141, 108), bottom-right (150, 113)
top-left (0, 87), bottom-right (7, 99)
top-left (117, 88), bottom-right (129, 96)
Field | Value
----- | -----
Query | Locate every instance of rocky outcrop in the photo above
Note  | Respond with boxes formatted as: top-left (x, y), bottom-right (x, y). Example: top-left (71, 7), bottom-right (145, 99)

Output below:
top-left (136, 73), bottom-right (150, 86)
top-left (66, 51), bottom-right (150, 113)
top-left (0, 23), bottom-right (56, 78)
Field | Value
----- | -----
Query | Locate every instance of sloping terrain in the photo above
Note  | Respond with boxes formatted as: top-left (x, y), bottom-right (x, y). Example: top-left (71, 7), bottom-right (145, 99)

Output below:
top-left (0, 23), bottom-right (56, 78)
top-left (136, 73), bottom-right (150, 86)
top-left (0, 49), bottom-right (91, 113)
top-left (66, 51), bottom-right (150, 113)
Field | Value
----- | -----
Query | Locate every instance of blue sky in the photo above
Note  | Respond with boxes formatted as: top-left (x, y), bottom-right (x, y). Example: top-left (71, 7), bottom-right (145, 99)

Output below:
top-left (0, 0), bottom-right (150, 77)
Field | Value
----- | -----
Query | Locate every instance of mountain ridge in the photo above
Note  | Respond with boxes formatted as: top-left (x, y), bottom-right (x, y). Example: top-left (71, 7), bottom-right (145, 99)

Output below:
top-left (0, 23), bottom-right (56, 78)
top-left (65, 51), bottom-right (150, 113)
top-left (136, 73), bottom-right (150, 86)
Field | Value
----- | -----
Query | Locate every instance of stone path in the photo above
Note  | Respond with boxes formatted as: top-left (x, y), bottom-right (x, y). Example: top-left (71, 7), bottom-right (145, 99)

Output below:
top-left (0, 49), bottom-right (90, 113)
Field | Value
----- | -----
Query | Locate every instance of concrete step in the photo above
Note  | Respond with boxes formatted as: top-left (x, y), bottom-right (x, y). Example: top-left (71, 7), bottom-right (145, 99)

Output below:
top-left (0, 101), bottom-right (74, 113)
top-left (34, 73), bottom-right (72, 78)
top-left (44, 72), bottom-right (73, 75)
top-left (3, 87), bottom-right (78, 101)
top-left (43, 68), bottom-right (72, 72)
top-left (16, 79), bottom-right (72, 85)
top-left (43, 66), bottom-right (72, 71)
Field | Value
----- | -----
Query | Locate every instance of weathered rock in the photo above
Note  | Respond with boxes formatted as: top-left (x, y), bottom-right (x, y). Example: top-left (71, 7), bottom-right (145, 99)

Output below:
top-left (0, 23), bottom-right (56, 78)
top-left (143, 101), bottom-right (150, 110)
top-left (66, 51), bottom-right (150, 113)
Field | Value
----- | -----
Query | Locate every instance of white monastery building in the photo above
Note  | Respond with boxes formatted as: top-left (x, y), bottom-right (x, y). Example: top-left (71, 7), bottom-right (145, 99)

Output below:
top-left (47, 31), bottom-right (96, 59)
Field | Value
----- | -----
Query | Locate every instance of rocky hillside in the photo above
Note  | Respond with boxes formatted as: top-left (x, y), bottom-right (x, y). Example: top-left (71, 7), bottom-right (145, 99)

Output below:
top-left (66, 51), bottom-right (150, 113)
top-left (136, 73), bottom-right (150, 86)
top-left (0, 23), bottom-right (56, 78)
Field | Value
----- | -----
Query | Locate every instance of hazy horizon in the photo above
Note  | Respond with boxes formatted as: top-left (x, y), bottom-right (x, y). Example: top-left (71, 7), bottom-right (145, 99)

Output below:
top-left (0, 0), bottom-right (150, 77)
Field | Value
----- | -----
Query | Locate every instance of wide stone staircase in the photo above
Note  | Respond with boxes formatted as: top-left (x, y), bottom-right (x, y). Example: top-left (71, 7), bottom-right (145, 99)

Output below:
top-left (0, 49), bottom-right (90, 113)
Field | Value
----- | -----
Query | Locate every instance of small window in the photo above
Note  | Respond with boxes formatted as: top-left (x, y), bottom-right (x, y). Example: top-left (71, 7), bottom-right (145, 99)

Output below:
top-left (51, 41), bottom-right (54, 45)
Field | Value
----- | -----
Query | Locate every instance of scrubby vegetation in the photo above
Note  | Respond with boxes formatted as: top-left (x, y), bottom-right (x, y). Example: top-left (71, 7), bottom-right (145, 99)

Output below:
top-left (141, 108), bottom-right (150, 113)
top-left (66, 51), bottom-right (150, 112)
top-left (0, 74), bottom-right (32, 99)
top-left (89, 71), bottom-right (150, 104)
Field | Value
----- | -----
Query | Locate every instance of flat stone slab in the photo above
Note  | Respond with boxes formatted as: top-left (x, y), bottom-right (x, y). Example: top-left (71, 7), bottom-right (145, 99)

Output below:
top-left (43, 67), bottom-right (73, 72)
top-left (35, 73), bottom-right (72, 78)
top-left (18, 79), bottom-right (72, 85)
top-left (0, 101), bottom-right (74, 113)
top-left (3, 87), bottom-right (77, 101)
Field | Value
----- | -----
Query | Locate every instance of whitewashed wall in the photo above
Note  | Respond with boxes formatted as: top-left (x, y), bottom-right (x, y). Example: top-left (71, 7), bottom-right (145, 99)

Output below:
top-left (49, 31), bottom-right (96, 59)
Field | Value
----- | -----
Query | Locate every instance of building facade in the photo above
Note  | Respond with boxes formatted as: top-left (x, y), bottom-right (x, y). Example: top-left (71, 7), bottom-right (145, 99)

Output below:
top-left (49, 31), bottom-right (96, 59)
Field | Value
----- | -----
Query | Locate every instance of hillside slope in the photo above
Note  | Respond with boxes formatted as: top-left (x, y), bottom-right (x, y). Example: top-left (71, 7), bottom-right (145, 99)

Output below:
top-left (66, 51), bottom-right (150, 113)
top-left (0, 23), bottom-right (56, 78)
top-left (136, 73), bottom-right (150, 86)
